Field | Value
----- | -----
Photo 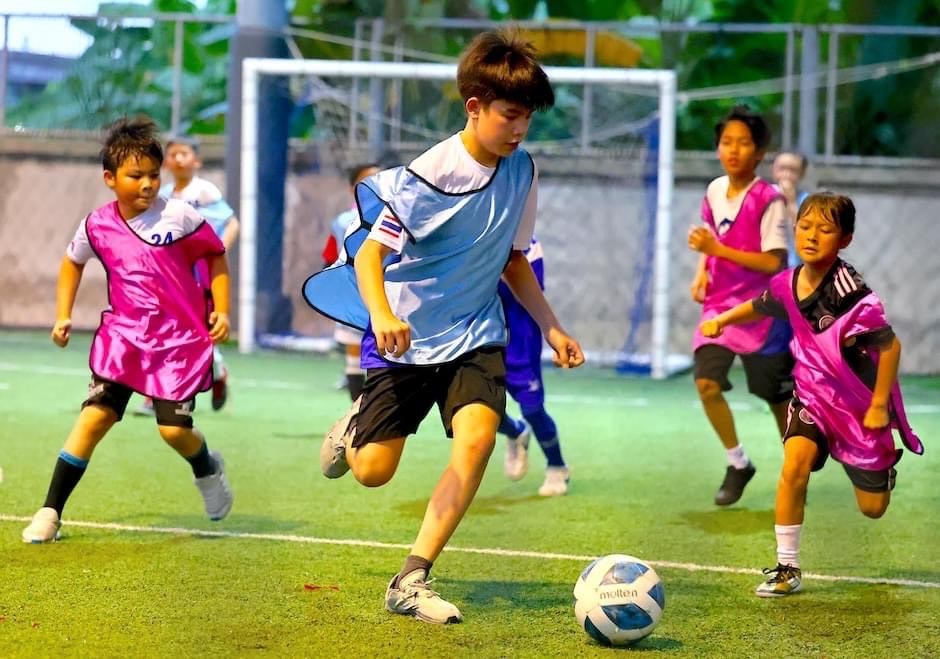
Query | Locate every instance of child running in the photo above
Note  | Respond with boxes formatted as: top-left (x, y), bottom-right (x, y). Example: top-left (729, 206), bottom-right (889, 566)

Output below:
top-left (688, 105), bottom-right (794, 506)
top-left (22, 116), bottom-right (233, 543)
top-left (497, 237), bottom-right (570, 496)
top-left (699, 192), bottom-right (924, 596)
top-left (303, 30), bottom-right (584, 623)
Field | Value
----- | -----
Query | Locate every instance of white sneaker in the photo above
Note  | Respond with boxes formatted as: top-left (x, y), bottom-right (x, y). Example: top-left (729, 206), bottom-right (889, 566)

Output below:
top-left (22, 507), bottom-right (62, 543)
top-left (320, 396), bottom-right (361, 479)
top-left (194, 450), bottom-right (233, 521)
top-left (538, 466), bottom-right (570, 496)
top-left (385, 573), bottom-right (463, 624)
top-left (132, 397), bottom-right (155, 417)
top-left (503, 424), bottom-right (530, 481)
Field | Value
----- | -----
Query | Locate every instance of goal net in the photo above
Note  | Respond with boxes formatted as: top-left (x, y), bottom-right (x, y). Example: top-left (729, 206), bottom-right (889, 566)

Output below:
top-left (239, 58), bottom-right (685, 378)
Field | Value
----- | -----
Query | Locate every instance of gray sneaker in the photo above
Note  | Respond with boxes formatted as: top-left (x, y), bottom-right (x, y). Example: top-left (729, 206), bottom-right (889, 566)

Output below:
top-left (385, 573), bottom-right (463, 624)
top-left (22, 507), bottom-right (62, 543)
top-left (320, 396), bottom-right (361, 479)
top-left (194, 450), bottom-right (233, 521)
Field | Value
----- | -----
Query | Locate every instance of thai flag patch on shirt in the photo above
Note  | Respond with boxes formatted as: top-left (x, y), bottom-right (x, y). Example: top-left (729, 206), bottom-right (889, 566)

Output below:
top-left (378, 214), bottom-right (403, 239)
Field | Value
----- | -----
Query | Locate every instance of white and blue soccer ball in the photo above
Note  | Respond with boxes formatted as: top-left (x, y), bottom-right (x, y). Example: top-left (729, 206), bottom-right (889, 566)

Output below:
top-left (574, 554), bottom-right (665, 646)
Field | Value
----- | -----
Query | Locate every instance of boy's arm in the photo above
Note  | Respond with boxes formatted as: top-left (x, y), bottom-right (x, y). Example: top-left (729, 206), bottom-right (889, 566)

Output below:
top-left (221, 216), bottom-right (240, 251)
top-left (52, 256), bottom-right (85, 347)
top-left (863, 336), bottom-right (901, 429)
top-left (354, 239), bottom-right (411, 358)
top-left (207, 254), bottom-right (231, 343)
top-left (502, 251), bottom-right (584, 368)
top-left (688, 225), bottom-right (785, 274)
top-left (699, 300), bottom-right (766, 338)
top-left (690, 254), bottom-right (708, 303)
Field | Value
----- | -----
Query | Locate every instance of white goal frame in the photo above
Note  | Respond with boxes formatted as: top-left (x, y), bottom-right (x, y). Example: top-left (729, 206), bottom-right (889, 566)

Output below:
top-left (239, 57), bottom-right (677, 378)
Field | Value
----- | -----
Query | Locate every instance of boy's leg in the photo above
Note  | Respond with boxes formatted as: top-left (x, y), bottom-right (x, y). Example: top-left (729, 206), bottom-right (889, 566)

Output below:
top-left (498, 410), bottom-right (529, 481)
top-left (694, 346), bottom-right (755, 505)
top-left (757, 435), bottom-right (816, 598)
top-left (844, 464), bottom-right (895, 519)
top-left (154, 399), bottom-right (232, 521)
top-left (741, 351), bottom-right (795, 437)
top-left (211, 346), bottom-right (229, 411)
top-left (344, 344), bottom-right (365, 402)
top-left (24, 379), bottom-right (128, 543)
top-left (385, 402), bottom-right (497, 624)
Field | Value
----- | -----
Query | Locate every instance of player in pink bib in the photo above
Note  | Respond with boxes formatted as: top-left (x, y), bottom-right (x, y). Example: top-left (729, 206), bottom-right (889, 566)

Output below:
top-left (21, 117), bottom-right (235, 544)
top-left (688, 106), bottom-right (794, 507)
top-left (700, 192), bottom-right (924, 597)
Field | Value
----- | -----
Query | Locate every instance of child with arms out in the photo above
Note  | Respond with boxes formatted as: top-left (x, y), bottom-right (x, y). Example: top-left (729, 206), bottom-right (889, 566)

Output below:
top-left (22, 117), bottom-right (233, 543)
top-left (304, 30), bottom-right (584, 623)
top-left (688, 105), bottom-right (794, 507)
top-left (700, 192), bottom-right (924, 596)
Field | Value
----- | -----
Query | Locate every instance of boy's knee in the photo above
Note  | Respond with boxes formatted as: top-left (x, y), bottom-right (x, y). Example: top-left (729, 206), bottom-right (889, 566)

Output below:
top-left (695, 378), bottom-right (723, 401)
top-left (858, 495), bottom-right (890, 519)
top-left (779, 461), bottom-right (811, 490)
top-left (352, 462), bottom-right (395, 488)
top-left (157, 424), bottom-right (192, 445)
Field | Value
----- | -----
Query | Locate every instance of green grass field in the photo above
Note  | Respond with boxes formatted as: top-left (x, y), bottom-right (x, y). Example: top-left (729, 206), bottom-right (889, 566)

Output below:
top-left (1, 330), bottom-right (938, 657)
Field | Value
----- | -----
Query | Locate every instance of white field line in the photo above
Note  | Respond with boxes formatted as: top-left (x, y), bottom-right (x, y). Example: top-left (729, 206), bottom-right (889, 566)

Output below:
top-left (1, 514), bottom-right (937, 590)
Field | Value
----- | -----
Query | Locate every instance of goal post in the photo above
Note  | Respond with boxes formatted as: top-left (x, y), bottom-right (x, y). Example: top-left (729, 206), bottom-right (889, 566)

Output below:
top-left (239, 57), bottom-right (678, 379)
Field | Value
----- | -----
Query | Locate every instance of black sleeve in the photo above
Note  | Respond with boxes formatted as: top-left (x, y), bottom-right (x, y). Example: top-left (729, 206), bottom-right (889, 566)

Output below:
top-left (751, 289), bottom-right (788, 320)
top-left (852, 326), bottom-right (896, 348)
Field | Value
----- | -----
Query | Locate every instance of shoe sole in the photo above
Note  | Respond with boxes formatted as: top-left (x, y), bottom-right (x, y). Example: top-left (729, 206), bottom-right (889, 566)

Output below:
top-left (755, 586), bottom-right (802, 598)
top-left (385, 604), bottom-right (462, 625)
top-left (22, 531), bottom-right (61, 544)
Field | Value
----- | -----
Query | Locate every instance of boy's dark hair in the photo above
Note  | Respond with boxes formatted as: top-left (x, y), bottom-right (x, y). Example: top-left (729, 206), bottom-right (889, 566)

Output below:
top-left (101, 116), bottom-right (163, 173)
top-left (797, 191), bottom-right (856, 235)
top-left (166, 134), bottom-right (201, 153)
top-left (457, 29), bottom-right (554, 111)
top-left (348, 162), bottom-right (378, 186)
top-left (714, 104), bottom-right (771, 150)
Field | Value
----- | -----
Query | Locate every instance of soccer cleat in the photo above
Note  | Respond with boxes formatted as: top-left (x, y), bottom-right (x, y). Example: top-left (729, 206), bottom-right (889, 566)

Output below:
top-left (22, 507), bottom-right (62, 544)
top-left (503, 423), bottom-right (530, 481)
top-left (211, 368), bottom-right (229, 411)
top-left (714, 462), bottom-right (756, 506)
top-left (320, 397), bottom-right (361, 479)
top-left (194, 450), bottom-right (233, 521)
top-left (133, 397), bottom-right (156, 417)
top-left (755, 563), bottom-right (802, 597)
top-left (385, 573), bottom-right (463, 624)
top-left (538, 466), bottom-right (570, 496)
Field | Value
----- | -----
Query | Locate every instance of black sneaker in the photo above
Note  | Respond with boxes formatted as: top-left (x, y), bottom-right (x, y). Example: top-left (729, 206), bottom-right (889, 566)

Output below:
top-left (714, 463), bottom-right (756, 506)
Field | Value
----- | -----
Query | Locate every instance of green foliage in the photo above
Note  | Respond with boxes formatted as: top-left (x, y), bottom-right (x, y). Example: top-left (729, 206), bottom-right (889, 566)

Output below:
top-left (7, 0), bottom-right (232, 133)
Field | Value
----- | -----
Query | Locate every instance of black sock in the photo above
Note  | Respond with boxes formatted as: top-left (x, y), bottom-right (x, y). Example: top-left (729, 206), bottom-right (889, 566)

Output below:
top-left (347, 373), bottom-right (365, 402)
top-left (43, 452), bottom-right (89, 516)
top-left (396, 554), bottom-right (433, 586)
top-left (185, 441), bottom-right (216, 478)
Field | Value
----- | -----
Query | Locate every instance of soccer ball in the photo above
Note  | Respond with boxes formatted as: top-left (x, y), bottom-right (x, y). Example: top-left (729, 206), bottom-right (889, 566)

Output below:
top-left (573, 554), bottom-right (665, 646)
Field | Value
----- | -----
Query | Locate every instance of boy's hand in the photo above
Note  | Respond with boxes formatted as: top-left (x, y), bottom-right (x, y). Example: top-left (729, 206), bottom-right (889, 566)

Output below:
top-left (688, 226), bottom-right (720, 256)
top-left (546, 328), bottom-right (585, 369)
top-left (209, 311), bottom-right (230, 343)
top-left (51, 318), bottom-right (72, 348)
top-left (372, 313), bottom-right (411, 358)
top-left (863, 403), bottom-right (890, 430)
top-left (690, 270), bottom-right (709, 303)
top-left (699, 319), bottom-right (722, 338)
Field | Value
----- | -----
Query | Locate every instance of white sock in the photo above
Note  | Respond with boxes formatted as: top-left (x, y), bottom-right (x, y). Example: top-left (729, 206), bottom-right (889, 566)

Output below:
top-left (775, 524), bottom-right (802, 568)
top-left (213, 346), bottom-right (226, 379)
top-left (726, 445), bottom-right (750, 470)
top-left (345, 353), bottom-right (364, 376)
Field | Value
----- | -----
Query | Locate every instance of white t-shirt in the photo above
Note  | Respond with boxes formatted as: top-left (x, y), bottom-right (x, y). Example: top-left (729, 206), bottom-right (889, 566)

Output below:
top-left (368, 133), bottom-right (538, 253)
top-left (160, 176), bottom-right (234, 237)
top-left (704, 176), bottom-right (788, 253)
top-left (67, 197), bottom-right (205, 265)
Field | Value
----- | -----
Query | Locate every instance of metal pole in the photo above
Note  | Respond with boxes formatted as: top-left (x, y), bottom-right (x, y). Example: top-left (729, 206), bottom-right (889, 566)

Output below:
top-left (349, 19), bottom-right (362, 149)
top-left (367, 18), bottom-right (385, 156)
top-left (798, 26), bottom-right (819, 158)
top-left (0, 16), bottom-right (8, 129)
top-left (580, 26), bottom-right (596, 152)
top-left (171, 18), bottom-right (184, 133)
top-left (391, 29), bottom-right (403, 146)
top-left (239, 61), bottom-right (259, 354)
top-left (782, 27), bottom-right (795, 150)
top-left (650, 71), bottom-right (676, 380)
top-left (824, 28), bottom-right (839, 162)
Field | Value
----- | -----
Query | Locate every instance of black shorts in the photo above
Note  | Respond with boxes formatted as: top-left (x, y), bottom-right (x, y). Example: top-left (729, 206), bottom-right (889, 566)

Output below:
top-left (351, 346), bottom-right (506, 447)
top-left (83, 376), bottom-right (196, 428)
top-left (693, 344), bottom-right (794, 404)
top-left (783, 397), bottom-right (897, 492)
